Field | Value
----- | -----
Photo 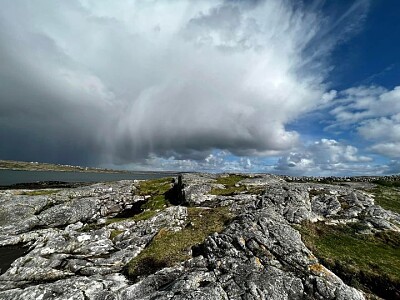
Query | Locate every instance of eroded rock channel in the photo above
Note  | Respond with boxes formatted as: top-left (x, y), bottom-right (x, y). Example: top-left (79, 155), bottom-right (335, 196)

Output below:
top-left (0, 174), bottom-right (399, 299)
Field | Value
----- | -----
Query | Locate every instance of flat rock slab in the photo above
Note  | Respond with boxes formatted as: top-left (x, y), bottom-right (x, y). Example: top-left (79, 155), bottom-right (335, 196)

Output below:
top-left (0, 174), bottom-right (398, 299)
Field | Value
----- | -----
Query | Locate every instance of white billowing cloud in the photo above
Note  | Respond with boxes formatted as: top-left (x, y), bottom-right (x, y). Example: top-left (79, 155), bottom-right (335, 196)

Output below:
top-left (357, 114), bottom-right (400, 157)
top-left (116, 150), bottom-right (265, 173)
top-left (330, 86), bottom-right (400, 123)
top-left (358, 114), bottom-right (400, 141)
top-left (0, 0), bottom-right (370, 167)
top-left (329, 86), bottom-right (400, 158)
top-left (275, 139), bottom-right (373, 176)
top-left (369, 143), bottom-right (400, 158)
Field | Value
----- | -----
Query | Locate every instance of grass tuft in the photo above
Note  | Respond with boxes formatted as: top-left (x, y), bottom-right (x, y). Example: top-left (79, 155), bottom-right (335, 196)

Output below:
top-left (125, 206), bottom-right (233, 280)
top-left (369, 186), bottom-right (400, 214)
top-left (211, 185), bottom-right (246, 196)
top-left (110, 229), bottom-right (124, 240)
top-left (18, 190), bottom-right (59, 196)
top-left (210, 174), bottom-right (249, 196)
top-left (372, 180), bottom-right (400, 188)
top-left (299, 221), bottom-right (400, 299)
top-left (137, 177), bottom-right (173, 197)
top-left (215, 174), bottom-right (248, 186)
top-left (107, 177), bottom-right (173, 224)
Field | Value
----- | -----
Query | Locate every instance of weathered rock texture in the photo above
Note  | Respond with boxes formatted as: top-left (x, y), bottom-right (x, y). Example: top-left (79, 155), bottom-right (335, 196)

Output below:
top-left (0, 174), bottom-right (398, 299)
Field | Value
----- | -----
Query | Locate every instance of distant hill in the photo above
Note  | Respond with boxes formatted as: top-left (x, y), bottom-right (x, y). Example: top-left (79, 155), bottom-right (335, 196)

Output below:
top-left (0, 160), bottom-right (125, 173)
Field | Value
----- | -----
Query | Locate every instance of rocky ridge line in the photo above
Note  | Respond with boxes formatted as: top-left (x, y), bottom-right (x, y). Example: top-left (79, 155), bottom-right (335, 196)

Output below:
top-left (0, 174), bottom-right (398, 299)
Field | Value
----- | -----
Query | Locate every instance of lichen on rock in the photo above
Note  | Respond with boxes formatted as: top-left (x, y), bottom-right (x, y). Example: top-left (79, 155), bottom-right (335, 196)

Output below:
top-left (0, 174), bottom-right (399, 299)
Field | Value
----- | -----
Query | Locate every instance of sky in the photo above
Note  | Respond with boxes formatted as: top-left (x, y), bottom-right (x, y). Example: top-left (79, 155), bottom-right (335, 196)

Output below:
top-left (0, 0), bottom-right (399, 176)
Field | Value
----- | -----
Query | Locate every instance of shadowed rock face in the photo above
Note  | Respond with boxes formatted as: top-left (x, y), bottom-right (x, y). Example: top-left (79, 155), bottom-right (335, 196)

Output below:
top-left (0, 174), bottom-right (398, 299)
top-left (0, 244), bottom-right (28, 275)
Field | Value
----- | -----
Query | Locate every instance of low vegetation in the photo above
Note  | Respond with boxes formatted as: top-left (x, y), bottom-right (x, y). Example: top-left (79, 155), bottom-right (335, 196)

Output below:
top-left (299, 221), bottom-right (400, 299)
top-left (372, 179), bottom-right (400, 188)
top-left (125, 206), bottom-right (233, 281)
top-left (107, 177), bottom-right (173, 224)
top-left (369, 184), bottom-right (400, 214)
top-left (110, 229), bottom-right (124, 240)
top-left (308, 189), bottom-right (328, 197)
top-left (137, 177), bottom-right (174, 197)
top-left (210, 174), bottom-right (249, 196)
top-left (17, 190), bottom-right (59, 196)
top-left (211, 185), bottom-right (247, 196)
top-left (214, 174), bottom-right (248, 186)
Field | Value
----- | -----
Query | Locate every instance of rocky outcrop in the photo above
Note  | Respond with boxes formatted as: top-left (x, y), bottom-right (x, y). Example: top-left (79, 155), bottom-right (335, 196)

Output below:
top-left (0, 174), bottom-right (399, 299)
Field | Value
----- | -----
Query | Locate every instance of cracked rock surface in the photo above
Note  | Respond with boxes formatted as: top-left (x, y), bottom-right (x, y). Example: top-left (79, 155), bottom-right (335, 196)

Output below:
top-left (0, 175), bottom-right (399, 299)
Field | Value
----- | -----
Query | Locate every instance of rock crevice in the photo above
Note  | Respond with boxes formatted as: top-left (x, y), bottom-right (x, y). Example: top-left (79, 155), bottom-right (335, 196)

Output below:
top-left (0, 174), bottom-right (399, 299)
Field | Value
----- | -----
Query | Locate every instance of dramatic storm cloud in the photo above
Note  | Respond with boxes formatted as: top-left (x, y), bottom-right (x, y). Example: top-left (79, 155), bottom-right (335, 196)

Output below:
top-left (0, 2), bottom-right (341, 161)
top-left (3, 0), bottom-right (399, 175)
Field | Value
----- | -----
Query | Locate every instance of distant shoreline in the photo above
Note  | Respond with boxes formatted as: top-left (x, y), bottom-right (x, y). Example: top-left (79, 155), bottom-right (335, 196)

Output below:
top-left (0, 160), bottom-right (179, 174)
top-left (0, 160), bottom-right (126, 174)
top-left (0, 168), bottom-right (179, 187)
top-left (0, 168), bottom-right (179, 175)
top-left (0, 167), bottom-right (126, 174)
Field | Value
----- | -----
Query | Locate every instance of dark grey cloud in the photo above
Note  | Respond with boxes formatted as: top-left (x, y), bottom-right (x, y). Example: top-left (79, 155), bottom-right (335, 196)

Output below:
top-left (0, 0), bottom-right (369, 167)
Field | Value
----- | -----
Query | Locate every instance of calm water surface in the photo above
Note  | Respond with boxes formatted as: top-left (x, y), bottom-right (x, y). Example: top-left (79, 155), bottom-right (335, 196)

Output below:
top-left (0, 169), bottom-right (175, 186)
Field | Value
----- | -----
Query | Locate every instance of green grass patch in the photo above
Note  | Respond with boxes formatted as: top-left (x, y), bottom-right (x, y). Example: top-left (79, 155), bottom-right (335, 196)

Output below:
top-left (130, 210), bottom-right (158, 222)
top-left (125, 206), bottom-right (233, 281)
top-left (107, 178), bottom-right (173, 224)
top-left (110, 229), bottom-right (124, 240)
top-left (211, 174), bottom-right (249, 196)
top-left (215, 174), bottom-right (248, 186)
top-left (246, 186), bottom-right (266, 195)
top-left (18, 190), bottom-right (59, 196)
top-left (141, 195), bottom-right (166, 210)
top-left (369, 186), bottom-right (400, 214)
top-left (137, 177), bottom-right (173, 196)
top-left (211, 185), bottom-right (246, 196)
top-left (372, 179), bottom-right (400, 188)
top-left (299, 221), bottom-right (400, 298)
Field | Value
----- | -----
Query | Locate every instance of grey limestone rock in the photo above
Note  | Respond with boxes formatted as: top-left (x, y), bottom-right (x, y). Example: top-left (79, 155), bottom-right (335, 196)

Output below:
top-left (0, 174), bottom-right (399, 299)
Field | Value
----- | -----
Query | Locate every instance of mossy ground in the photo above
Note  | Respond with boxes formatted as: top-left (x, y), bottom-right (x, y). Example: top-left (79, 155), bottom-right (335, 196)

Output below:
top-left (369, 184), bottom-right (400, 214)
top-left (299, 221), bottom-right (400, 299)
top-left (110, 229), bottom-right (124, 240)
top-left (137, 177), bottom-right (174, 197)
top-left (111, 177), bottom-right (235, 280)
top-left (308, 189), bottom-right (329, 197)
top-left (372, 179), bottom-right (400, 188)
top-left (107, 177), bottom-right (173, 224)
top-left (125, 206), bottom-right (233, 280)
top-left (214, 174), bottom-right (248, 186)
top-left (17, 190), bottom-right (59, 196)
top-left (210, 174), bottom-right (249, 196)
